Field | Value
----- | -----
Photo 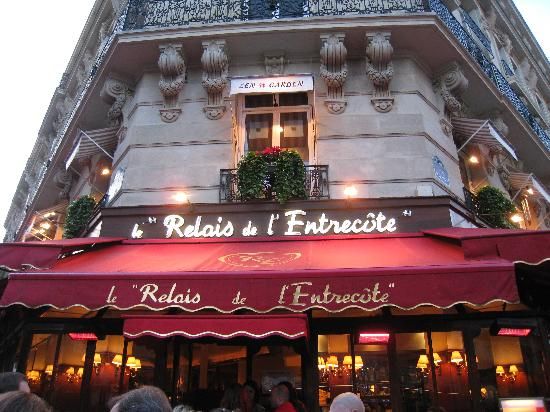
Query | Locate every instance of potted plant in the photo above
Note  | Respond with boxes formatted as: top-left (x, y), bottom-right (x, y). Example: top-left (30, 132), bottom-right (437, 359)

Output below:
top-left (475, 186), bottom-right (518, 229)
top-left (63, 195), bottom-right (97, 238)
top-left (236, 147), bottom-right (307, 203)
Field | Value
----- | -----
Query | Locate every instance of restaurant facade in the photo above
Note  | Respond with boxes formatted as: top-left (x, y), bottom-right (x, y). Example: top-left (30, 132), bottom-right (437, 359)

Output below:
top-left (2, 0), bottom-right (550, 411)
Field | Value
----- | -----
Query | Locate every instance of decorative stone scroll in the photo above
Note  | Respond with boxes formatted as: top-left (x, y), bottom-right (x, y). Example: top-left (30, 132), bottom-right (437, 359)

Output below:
top-left (201, 40), bottom-right (229, 120)
top-left (100, 76), bottom-right (133, 126)
top-left (158, 44), bottom-right (186, 123)
top-left (366, 32), bottom-right (394, 113)
top-left (434, 62), bottom-right (469, 116)
top-left (320, 34), bottom-right (348, 115)
top-left (54, 169), bottom-right (75, 201)
top-left (264, 51), bottom-right (286, 75)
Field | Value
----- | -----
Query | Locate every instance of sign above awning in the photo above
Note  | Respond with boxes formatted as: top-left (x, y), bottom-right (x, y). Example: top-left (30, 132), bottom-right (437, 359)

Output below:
top-left (0, 231), bottom-right (528, 313)
top-left (123, 315), bottom-right (308, 340)
top-left (230, 75), bottom-right (314, 95)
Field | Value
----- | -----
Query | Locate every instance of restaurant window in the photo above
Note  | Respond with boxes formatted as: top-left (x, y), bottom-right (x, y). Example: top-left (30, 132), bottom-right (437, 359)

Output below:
top-left (241, 92), bottom-right (313, 163)
top-left (25, 334), bottom-right (88, 412)
top-left (474, 327), bottom-right (547, 411)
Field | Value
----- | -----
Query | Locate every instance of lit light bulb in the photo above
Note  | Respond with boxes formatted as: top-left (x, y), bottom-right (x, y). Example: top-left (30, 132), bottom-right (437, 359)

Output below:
top-left (276, 125), bottom-right (284, 134)
top-left (468, 155), bottom-right (480, 164)
top-left (343, 185), bottom-right (358, 198)
top-left (526, 187), bottom-right (534, 195)
top-left (174, 192), bottom-right (188, 203)
top-left (40, 222), bottom-right (51, 230)
top-left (101, 167), bottom-right (111, 176)
top-left (510, 213), bottom-right (523, 223)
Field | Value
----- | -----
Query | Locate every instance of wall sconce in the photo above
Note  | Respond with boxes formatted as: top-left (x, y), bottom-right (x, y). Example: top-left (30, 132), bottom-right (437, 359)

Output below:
top-left (354, 356), bottom-right (363, 370)
top-left (343, 185), bottom-right (358, 199)
top-left (65, 367), bottom-right (80, 383)
top-left (496, 365), bottom-right (519, 383)
top-left (44, 365), bottom-right (53, 376)
top-left (77, 368), bottom-right (83, 378)
top-left (417, 354), bottom-right (429, 373)
top-left (326, 356), bottom-right (339, 369)
top-left (317, 357), bottom-right (326, 371)
top-left (433, 352), bottom-right (442, 366)
top-left (343, 355), bottom-right (352, 369)
top-left (26, 370), bottom-right (41, 384)
top-left (451, 351), bottom-right (464, 374)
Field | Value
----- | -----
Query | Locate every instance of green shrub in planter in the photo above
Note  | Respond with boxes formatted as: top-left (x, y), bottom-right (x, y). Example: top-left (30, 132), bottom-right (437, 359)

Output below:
top-left (476, 186), bottom-right (518, 229)
top-left (273, 149), bottom-right (307, 203)
top-left (63, 195), bottom-right (97, 239)
top-left (237, 151), bottom-right (269, 201)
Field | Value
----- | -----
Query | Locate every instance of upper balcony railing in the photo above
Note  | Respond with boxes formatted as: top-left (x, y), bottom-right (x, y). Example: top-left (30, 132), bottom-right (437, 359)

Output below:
top-left (122, 0), bottom-right (550, 153)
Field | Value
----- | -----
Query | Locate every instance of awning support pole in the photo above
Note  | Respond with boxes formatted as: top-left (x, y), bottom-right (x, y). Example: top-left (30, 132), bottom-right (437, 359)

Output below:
top-left (80, 339), bottom-right (97, 412)
top-left (458, 120), bottom-right (489, 152)
top-left (463, 329), bottom-right (483, 412)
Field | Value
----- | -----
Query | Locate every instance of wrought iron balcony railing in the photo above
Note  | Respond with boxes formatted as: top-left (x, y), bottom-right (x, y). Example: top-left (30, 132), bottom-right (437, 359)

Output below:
top-left (219, 165), bottom-right (329, 202)
top-left (123, 0), bottom-right (427, 29)
top-left (459, 8), bottom-right (492, 55)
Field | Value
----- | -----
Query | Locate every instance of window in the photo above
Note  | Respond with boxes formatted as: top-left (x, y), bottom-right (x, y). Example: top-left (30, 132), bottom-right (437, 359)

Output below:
top-left (239, 92), bottom-right (314, 163)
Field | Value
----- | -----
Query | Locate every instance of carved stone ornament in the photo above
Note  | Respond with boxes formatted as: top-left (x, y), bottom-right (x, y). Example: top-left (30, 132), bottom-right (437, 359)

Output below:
top-left (440, 118), bottom-right (453, 137)
top-left (320, 34), bottom-right (348, 115)
top-left (53, 169), bottom-right (74, 201)
top-left (489, 110), bottom-right (509, 137)
top-left (100, 76), bottom-right (133, 126)
top-left (158, 44), bottom-right (186, 123)
top-left (264, 51), bottom-right (286, 75)
top-left (366, 32), bottom-right (394, 113)
top-left (434, 62), bottom-right (469, 116)
top-left (201, 40), bottom-right (229, 120)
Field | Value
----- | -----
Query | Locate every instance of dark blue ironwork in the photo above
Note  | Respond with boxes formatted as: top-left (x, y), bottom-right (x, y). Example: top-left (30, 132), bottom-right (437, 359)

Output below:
top-left (219, 165), bottom-right (330, 202)
top-left (427, 0), bottom-right (550, 151)
top-left (124, 0), bottom-right (427, 29)
top-left (501, 59), bottom-right (514, 76)
top-left (460, 8), bottom-right (492, 54)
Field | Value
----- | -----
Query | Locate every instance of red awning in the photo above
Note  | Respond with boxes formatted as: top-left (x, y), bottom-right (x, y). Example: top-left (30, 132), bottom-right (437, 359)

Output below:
top-left (0, 230), bottom-right (527, 313)
top-left (0, 237), bottom-right (125, 271)
top-left (123, 314), bottom-right (308, 340)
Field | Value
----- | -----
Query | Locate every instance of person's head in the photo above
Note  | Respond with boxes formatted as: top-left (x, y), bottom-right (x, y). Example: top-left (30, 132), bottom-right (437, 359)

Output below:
top-left (220, 383), bottom-right (242, 409)
top-left (329, 392), bottom-right (365, 412)
top-left (242, 380), bottom-right (260, 404)
top-left (110, 386), bottom-right (171, 412)
top-left (0, 391), bottom-right (52, 412)
top-left (0, 372), bottom-right (30, 394)
top-left (270, 384), bottom-right (290, 408)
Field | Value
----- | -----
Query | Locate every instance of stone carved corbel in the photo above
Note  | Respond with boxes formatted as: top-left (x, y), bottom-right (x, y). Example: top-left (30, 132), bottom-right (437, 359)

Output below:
top-left (320, 34), bottom-right (348, 115)
top-left (54, 169), bottom-right (75, 201)
top-left (100, 76), bottom-right (133, 126)
top-left (201, 40), bottom-right (229, 120)
top-left (366, 32), bottom-right (394, 113)
top-left (434, 62), bottom-right (469, 117)
top-left (265, 51), bottom-right (286, 75)
top-left (158, 44), bottom-right (186, 123)
top-left (489, 110), bottom-right (509, 137)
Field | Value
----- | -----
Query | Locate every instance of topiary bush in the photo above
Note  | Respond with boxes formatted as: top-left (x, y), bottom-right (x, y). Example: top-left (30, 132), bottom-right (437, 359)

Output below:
top-left (273, 149), bottom-right (307, 203)
top-left (236, 147), bottom-right (307, 203)
top-left (63, 195), bottom-right (97, 239)
top-left (475, 186), bottom-right (518, 229)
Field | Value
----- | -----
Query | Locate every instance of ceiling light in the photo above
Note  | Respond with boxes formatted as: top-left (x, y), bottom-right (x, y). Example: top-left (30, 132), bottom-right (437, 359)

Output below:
top-left (40, 222), bottom-right (51, 230)
top-left (526, 187), bottom-right (534, 195)
top-left (101, 167), bottom-right (111, 176)
top-left (468, 155), bottom-right (480, 164)
top-left (510, 213), bottom-right (523, 223)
